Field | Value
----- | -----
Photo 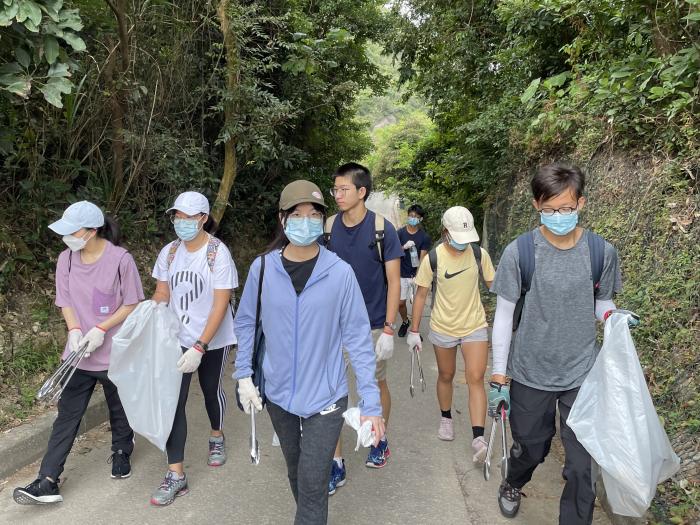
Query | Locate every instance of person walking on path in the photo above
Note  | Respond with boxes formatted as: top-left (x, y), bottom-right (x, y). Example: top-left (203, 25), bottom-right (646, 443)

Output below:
top-left (234, 180), bottom-right (384, 525)
top-left (13, 201), bottom-right (144, 505)
top-left (407, 206), bottom-right (495, 460)
top-left (322, 162), bottom-right (403, 493)
top-left (149, 191), bottom-right (239, 506)
top-left (396, 204), bottom-right (431, 338)
top-left (488, 163), bottom-right (636, 524)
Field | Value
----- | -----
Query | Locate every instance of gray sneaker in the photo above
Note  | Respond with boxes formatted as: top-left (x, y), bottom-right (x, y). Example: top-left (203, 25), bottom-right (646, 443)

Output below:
top-left (208, 435), bottom-right (226, 466)
top-left (150, 471), bottom-right (189, 506)
top-left (498, 480), bottom-right (524, 518)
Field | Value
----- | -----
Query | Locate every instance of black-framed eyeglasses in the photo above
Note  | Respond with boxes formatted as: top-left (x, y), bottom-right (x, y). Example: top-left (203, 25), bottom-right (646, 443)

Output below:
top-left (329, 186), bottom-right (354, 197)
top-left (538, 206), bottom-right (578, 217)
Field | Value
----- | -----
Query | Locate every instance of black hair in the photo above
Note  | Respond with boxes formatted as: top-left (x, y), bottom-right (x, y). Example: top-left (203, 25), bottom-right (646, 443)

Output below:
top-left (407, 204), bottom-right (425, 218)
top-left (333, 162), bottom-right (372, 202)
top-left (203, 215), bottom-right (216, 234)
top-left (96, 215), bottom-right (121, 246)
top-left (263, 202), bottom-right (327, 254)
top-left (531, 163), bottom-right (585, 202)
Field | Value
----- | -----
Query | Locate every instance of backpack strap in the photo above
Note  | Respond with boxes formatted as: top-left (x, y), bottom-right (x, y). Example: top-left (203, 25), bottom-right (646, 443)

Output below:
top-left (166, 239), bottom-right (182, 271)
top-left (586, 230), bottom-right (605, 291)
top-left (429, 245), bottom-right (439, 308)
top-left (513, 231), bottom-right (536, 332)
top-left (206, 236), bottom-right (222, 273)
top-left (374, 212), bottom-right (385, 263)
top-left (254, 255), bottom-right (265, 333)
top-left (324, 214), bottom-right (337, 244)
top-left (470, 242), bottom-right (485, 285)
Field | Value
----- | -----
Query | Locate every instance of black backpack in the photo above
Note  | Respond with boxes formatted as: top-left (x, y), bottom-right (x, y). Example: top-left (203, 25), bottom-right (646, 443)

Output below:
top-left (428, 242), bottom-right (485, 308)
top-left (512, 229), bottom-right (605, 331)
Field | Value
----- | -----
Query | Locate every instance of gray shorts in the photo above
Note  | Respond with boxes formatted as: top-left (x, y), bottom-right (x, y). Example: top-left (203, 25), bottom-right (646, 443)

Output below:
top-left (428, 327), bottom-right (489, 348)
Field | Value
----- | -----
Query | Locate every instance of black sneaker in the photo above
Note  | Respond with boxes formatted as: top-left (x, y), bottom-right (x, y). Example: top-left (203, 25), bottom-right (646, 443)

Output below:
top-left (398, 320), bottom-right (410, 338)
top-left (109, 449), bottom-right (132, 479)
top-left (13, 478), bottom-right (63, 505)
top-left (498, 480), bottom-right (524, 518)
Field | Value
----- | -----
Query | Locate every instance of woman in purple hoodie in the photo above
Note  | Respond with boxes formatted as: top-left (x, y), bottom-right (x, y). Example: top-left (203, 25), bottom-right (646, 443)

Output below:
top-left (234, 180), bottom-right (385, 525)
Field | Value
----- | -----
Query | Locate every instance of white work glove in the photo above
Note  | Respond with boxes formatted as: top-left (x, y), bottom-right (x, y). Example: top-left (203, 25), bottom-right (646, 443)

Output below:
top-left (375, 332), bottom-right (394, 361)
top-left (79, 326), bottom-right (106, 355)
top-left (238, 377), bottom-right (263, 414)
top-left (407, 330), bottom-right (422, 352)
top-left (402, 240), bottom-right (416, 250)
top-left (67, 328), bottom-right (83, 353)
top-left (177, 346), bottom-right (203, 373)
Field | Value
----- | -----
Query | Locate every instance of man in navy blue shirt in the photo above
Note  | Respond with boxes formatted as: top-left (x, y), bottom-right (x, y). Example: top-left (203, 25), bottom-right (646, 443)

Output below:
top-left (396, 204), bottom-right (431, 337)
top-left (323, 162), bottom-right (403, 493)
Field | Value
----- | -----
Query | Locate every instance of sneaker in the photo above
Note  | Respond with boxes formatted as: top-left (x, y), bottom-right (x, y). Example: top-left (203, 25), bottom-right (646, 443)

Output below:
top-left (208, 435), bottom-right (226, 467)
top-left (398, 320), bottom-right (410, 338)
top-left (438, 417), bottom-right (455, 441)
top-left (13, 478), bottom-right (63, 505)
top-left (150, 471), bottom-right (189, 506)
top-left (472, 436), bottom-right (488, 462)
top-left (365, 438), bottom-right (390, 468)
top-left (109, 449), bottom-right (132, 479)
top-left (328, 459), bottom-right (346, 495)
top-left (498, 480), bottom-right (524, 518)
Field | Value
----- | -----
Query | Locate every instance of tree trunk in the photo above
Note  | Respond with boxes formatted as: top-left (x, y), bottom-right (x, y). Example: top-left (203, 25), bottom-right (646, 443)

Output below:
top-left (211, 0), bottom-right (240, 229)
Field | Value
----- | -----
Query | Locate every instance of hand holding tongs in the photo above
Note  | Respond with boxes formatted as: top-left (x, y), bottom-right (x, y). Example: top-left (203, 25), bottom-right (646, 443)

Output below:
top-left (37, 341), bottom-right (89, 404)
top-left (483, 402), bottom-right (509, 482)
top-left (250, 409), bottom-right (260, 465)
top-left (409, 344), bottom-right (426, 397)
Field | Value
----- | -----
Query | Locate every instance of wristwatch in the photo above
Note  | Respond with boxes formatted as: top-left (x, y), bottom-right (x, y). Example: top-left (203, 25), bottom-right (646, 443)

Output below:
top-left (384, 322), bottom-right (396, 331)
top-left (195, 339), bottom-right (209, 352)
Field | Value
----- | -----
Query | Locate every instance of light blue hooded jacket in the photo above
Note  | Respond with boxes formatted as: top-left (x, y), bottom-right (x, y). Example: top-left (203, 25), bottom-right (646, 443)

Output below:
top-left (234, 246), bottom-right (381, 418)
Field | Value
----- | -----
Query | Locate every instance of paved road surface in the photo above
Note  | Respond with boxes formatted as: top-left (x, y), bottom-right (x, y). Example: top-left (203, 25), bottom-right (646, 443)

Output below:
top-left (0, 310), bottom-right (611, 525)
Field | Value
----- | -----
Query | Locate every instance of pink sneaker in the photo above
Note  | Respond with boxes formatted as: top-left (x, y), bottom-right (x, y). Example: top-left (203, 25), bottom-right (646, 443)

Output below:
top-left (472, 436), bottom-right (488, 462)
top-left (438, 417), bottom-right (455, 441)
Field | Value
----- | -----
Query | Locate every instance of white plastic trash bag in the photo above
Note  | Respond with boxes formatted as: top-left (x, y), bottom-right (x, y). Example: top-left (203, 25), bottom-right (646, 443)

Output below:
top-left (342, 407), bottom-right (375, 451)
top-left (568, 313), bottom-right (680, 517)
top-left (109, 301), bottom-right (182, 451)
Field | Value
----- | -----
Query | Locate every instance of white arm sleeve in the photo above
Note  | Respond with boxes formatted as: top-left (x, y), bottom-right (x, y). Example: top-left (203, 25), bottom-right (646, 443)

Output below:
top-left (594, 299), bottom-right (616, 322)
top-left (492, 296), bottom-right (516, 377)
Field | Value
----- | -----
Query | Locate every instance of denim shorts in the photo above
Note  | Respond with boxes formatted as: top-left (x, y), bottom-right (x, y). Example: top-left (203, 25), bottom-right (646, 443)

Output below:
top-left (428, 327), bottom-right (489, 348)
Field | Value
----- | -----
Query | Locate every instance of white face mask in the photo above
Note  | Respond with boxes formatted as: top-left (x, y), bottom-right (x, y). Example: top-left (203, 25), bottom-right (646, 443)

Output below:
top-left (62, 231), bottom-right (92, 252)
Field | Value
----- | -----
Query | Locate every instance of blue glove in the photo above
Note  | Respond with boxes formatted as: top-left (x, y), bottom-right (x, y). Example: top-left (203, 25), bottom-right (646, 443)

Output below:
top-left (604, 309), bottom-right (640, 328)
top-left (488, 382), bottom-right (510, 418)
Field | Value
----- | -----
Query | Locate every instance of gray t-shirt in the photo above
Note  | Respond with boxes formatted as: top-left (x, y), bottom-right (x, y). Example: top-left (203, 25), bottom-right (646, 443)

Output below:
top-left (490, 228), bottom-right (622, 391)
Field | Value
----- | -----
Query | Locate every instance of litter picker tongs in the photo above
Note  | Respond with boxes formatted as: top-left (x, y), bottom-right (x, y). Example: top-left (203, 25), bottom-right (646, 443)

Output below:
top-left (250, 409), bottom-right (260, 465)
top-left (409, 344), bottom-right (426, 397)
top-left (484, 396), bottom-right (509, 482)
top-left (37, 341), bottom-right (89, 405)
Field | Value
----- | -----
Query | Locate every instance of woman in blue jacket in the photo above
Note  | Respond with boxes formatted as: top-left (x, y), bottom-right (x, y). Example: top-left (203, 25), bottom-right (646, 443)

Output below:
top-left (234, 180), bottom-right (385, 525)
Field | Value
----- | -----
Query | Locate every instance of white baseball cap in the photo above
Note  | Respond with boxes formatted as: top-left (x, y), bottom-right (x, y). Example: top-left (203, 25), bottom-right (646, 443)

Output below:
top-left (49, 201), bottom-right (105, 235)
top-left (166, 191), bottom-right (210, 216)
top-left (442, 206), bottom-right (479, 244)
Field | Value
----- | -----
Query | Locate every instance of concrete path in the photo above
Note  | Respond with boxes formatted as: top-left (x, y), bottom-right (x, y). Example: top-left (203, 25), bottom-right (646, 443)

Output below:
top-left (0, 311), bottom-right (611, 525)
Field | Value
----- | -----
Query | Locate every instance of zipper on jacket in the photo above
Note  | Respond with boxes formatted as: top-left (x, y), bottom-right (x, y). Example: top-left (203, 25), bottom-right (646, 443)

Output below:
top-left (287, 293), bottom-right (300, 412)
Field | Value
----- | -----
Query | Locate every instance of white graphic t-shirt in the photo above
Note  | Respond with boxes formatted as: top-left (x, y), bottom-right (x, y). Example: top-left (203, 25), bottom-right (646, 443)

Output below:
top-left (153, 235), bottom-right (238, 349)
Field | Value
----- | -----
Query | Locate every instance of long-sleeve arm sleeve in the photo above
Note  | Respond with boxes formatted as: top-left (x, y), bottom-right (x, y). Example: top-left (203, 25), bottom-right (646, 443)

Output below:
top-left (491, 296), bottom-right (516, 377)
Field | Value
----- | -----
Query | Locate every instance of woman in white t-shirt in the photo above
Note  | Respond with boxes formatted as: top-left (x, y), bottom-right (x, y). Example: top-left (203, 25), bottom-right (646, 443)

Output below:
top-left (149, 191), bottom-right (238, 506)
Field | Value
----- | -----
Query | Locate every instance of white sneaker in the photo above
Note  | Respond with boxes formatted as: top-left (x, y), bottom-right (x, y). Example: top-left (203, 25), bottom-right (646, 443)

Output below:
top-left (438, 417), bottom-right (455, 441)
top-left (472, 436), bottom-right (488, 462)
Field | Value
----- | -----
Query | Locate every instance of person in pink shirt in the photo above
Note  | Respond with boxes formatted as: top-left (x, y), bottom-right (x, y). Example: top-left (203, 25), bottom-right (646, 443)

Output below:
top-left (13, 201), bottom-right (144, 506)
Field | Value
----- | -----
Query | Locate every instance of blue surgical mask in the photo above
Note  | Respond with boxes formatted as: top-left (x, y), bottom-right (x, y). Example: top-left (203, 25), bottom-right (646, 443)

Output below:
top-left (174, 218), bottom-right (201, 241)
top-left (285, 217), bottom-right (323, 247)
top-left (540, 211), bottom-right (579, 236)
top-left (407, 217), bottom-right (421, 227)
top-left (448, 238), bottom-right (468, 251)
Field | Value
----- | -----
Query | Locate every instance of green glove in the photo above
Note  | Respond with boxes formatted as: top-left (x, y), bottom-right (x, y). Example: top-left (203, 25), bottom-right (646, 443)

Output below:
top-left (488, 382), bottom-right (510, 418)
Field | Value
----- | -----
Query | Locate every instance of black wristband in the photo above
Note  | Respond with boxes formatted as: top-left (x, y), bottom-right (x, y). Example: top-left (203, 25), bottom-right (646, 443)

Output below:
top-left (195, 339), bottom-right (209, 352)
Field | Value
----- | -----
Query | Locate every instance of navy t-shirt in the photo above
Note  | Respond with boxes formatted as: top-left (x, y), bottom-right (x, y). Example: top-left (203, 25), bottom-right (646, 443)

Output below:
top-left (324, 211), bottom-right (403, 329)
top-left (397, 227), bottom-right (432, 278)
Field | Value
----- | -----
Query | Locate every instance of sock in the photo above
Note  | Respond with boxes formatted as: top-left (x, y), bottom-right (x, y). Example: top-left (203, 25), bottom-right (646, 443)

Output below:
top-left (380, 435), bottom-right (387, 443)
top-left (472, 426), bottom-right (485, 439)
top-left (334, 457), bottom-right (343, 467)
top-left (441, 409), bottom-right (452, 419)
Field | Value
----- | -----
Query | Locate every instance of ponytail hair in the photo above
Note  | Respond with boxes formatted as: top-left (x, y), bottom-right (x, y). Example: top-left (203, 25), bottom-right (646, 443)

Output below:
top-left (96, 215), bottom-right (121, 246)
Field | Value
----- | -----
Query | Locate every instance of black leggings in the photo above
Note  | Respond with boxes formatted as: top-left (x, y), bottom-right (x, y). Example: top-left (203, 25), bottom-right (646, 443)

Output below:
top-left (40, 369), bottom-right (133, 481)
top-left (166, 346), bottom-right (231, 464)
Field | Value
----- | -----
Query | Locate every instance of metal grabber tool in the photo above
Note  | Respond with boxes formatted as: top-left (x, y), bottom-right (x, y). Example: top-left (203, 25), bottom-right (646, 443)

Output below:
top-left (483, 402), bottom-right (509, 482)
top-left (409, 344), bottom-right (426, 397)
top-left (250, 409), bottom-right (260, 465)
top-left (37, 341), bottom-right (89, 405)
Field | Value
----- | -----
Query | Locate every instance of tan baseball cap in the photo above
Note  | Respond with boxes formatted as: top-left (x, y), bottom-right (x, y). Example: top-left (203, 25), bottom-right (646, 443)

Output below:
top-left (442, 206), bottom-right (479, 244)
top-left (279, 180), bottom-right (327, 211)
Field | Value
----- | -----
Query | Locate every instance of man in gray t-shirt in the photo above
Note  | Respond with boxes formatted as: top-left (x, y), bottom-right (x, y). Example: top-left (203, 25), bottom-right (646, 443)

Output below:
top-left (486, 164), bottom-right (632, 525)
